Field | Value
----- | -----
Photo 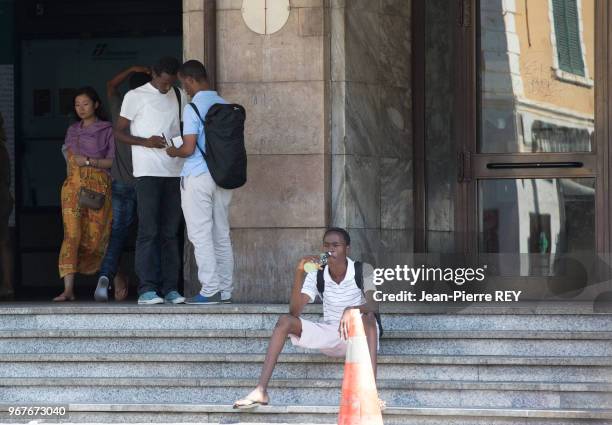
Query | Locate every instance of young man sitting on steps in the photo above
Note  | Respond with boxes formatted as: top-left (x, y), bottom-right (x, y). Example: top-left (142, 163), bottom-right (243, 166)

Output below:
top-left (233, 227), bottom-right (379, 409)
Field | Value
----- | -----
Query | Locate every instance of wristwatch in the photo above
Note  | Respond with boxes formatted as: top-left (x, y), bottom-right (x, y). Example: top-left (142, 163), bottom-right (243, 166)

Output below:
top-left (85, 157), bottom-right (90, 166)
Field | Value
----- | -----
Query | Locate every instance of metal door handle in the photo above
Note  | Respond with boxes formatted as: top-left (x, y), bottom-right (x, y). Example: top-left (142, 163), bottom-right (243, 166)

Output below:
top-left (487, 162), bottom-right (583, 169)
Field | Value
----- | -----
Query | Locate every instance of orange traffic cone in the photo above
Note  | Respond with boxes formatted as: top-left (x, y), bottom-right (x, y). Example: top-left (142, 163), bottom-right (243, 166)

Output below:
top-left (338, 309), bottom-right (383, 425)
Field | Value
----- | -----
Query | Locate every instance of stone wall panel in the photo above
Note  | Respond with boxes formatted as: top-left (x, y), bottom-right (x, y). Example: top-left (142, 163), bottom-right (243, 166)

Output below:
top-left (345, 9), bottom-right (380, 83)
top-left (229, 154), bottom-right (327, 228)
top-left (344, 155), bottom-right (381, 228)
top-left (185, 228), bottom-right (324, 302)
top-left (217, 9), bottom-right (324, 83)
top-left (380, 85), bottom-right (412, 159)
top-left (218, 81), bottom-right (325, 155)
top-left (381, 158), bottom-right (413, 230)
top-left (183, 10), bottom-right (205, 63)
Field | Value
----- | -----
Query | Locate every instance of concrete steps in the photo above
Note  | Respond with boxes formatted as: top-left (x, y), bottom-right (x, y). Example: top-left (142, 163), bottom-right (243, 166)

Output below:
top-left (0, 302), bottom-right (610, 423)
top-left (1, 404), bottom-right (612, 424)
top-left (2, 303), bottom-right (611, 331)
top-left (2, 377), bottom-right (612, 409)
top-left (2, 353), bottom-right (611, 382)
top-left (0, 329), bottom-right (610, 356)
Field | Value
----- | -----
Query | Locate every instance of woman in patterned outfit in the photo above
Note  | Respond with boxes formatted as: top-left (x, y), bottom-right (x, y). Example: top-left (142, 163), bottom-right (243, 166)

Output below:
top-left (55, 87), bottom-right (114, 301)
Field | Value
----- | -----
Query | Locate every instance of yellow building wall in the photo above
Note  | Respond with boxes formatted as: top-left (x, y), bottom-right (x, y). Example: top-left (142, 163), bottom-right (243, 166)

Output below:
top-left (514, 0), bottom-right (594, 115)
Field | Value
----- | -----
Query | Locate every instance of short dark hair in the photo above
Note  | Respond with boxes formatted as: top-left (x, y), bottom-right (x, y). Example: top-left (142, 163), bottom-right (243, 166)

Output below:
top-left (323, 227), bottom-right (351, 246)
top-left (73, 86), bottom-right (108, 121)
top-left (152, 56), bottom-right (180, 76)
top-left (129, 72), bottom-right (151, 90)
top-left (178, 60), bottom-right (208, 82)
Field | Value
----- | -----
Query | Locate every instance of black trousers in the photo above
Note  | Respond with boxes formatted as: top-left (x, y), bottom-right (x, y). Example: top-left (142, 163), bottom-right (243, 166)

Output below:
top-left (134, 176), bottom-right (182, 296)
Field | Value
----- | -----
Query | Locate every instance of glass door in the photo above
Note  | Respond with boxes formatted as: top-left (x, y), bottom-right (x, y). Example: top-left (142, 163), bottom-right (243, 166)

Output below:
top-left (455, 0), bottom-right (610, 299)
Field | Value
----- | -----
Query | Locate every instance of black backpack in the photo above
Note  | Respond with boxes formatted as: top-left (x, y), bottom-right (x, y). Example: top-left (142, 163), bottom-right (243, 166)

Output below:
top-left (189, 102), bottom-right (247, 189)
top-left (316, 261), bottom-right (384, 337)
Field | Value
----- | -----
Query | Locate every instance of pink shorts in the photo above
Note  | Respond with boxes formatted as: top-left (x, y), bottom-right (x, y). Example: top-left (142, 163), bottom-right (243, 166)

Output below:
top-left (289, 318), bottom-right (348, 357)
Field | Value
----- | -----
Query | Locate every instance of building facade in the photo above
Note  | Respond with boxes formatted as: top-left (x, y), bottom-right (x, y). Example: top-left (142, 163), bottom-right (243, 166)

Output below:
top-left (2, 0), bottom-right (612, 302)
top-left (183, 0), bottom-right (607, 302)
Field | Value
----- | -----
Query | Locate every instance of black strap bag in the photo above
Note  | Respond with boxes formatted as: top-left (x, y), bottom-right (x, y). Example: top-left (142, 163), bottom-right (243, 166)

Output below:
top-left (189, 102), bottom-right (247, 189)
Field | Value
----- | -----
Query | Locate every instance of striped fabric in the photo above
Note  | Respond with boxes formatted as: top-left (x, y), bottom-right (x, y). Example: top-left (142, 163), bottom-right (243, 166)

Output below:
top-left (301, 258), bottom-right (366, 325)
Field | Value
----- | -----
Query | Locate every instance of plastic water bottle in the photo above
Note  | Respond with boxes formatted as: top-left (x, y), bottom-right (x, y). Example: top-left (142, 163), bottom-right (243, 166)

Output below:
top-left (304, 252), bottom-right (331, 273)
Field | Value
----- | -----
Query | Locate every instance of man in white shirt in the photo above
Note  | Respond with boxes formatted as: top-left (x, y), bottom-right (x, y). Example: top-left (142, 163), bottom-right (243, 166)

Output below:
top-left (233, 228), bottom-right (379, 409)
top-left (114, 57), bottom-right (187, 305)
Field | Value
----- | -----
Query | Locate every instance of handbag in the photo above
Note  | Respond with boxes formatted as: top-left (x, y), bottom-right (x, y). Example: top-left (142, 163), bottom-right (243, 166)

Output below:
top-left (78, 187), bottom-right (105, 210)
top-left (75, 136), bottom-right (106, 210)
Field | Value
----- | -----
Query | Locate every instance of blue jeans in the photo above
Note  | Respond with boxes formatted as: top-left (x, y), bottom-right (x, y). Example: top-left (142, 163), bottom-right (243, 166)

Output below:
top-left (99, 180), bottom-right (137, 281)
top-left (134, 176), bottom-right (182, 296)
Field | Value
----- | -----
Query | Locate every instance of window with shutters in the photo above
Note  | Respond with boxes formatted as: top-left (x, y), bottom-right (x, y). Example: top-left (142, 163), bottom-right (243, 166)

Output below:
top-left (549, 0), bottom-right (593, 86)
top-left (552, 0), bottom-right (584, 75)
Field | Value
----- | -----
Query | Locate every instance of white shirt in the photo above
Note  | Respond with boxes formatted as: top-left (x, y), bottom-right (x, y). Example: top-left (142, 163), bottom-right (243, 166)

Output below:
top-left (120, 83), bottom-right (188, 177)
top-left (301, 258), bottom-right (372, 325)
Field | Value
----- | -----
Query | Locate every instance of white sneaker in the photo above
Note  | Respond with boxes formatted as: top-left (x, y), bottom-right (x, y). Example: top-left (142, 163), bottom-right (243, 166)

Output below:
top-left (138, 291), bottom-right (164, 305)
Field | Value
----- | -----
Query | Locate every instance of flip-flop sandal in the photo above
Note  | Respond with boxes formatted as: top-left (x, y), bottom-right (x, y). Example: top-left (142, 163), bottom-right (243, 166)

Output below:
top-left (53, 295), bottom-right (76, 302)
top-left (232, 399), bottom-right (269, 410)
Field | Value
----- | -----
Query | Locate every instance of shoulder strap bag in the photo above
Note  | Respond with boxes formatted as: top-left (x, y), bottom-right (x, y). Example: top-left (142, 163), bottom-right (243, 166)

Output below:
top-left (75, 136), bottom-right (106, 210)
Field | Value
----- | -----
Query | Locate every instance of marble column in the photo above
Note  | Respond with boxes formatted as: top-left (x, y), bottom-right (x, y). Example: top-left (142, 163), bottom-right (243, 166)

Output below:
top-left (183, 0), bottom-right (329, 302)
top-left (330, 0), bottom-right (413, 268)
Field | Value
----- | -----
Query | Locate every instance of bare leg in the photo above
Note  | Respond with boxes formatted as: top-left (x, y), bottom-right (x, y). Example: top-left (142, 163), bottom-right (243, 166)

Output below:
top-left (114, 271), bottom-right (128, 301)
top-left (54, 273), bottom-right (76, 301)
top-left (363, 312), bottom-right (378, 378)
top-left (234, 314), bottom-right (302, 407)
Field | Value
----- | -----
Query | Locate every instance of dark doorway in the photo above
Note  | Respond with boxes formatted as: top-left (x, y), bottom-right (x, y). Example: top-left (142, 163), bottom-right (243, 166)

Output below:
top-left (12, 0), bottom-right (182, 300)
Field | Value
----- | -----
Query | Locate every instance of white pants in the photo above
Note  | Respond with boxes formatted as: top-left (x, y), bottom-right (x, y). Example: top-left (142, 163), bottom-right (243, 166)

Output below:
top-left (180, 172), bottom-right (233, 298)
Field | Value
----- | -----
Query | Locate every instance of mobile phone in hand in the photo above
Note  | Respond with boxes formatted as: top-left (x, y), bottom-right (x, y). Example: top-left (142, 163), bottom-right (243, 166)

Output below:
top-left (161, 133), bottom-right (174, 148)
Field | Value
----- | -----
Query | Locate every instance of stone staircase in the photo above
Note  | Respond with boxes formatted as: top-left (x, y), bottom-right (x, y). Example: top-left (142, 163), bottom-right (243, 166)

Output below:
top-left (0, 302), bottom-right (611, 424)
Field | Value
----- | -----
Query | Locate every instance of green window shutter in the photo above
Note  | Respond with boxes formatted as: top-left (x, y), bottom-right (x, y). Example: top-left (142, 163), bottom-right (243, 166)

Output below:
top-left (552, 0), bottom-right (585, 76)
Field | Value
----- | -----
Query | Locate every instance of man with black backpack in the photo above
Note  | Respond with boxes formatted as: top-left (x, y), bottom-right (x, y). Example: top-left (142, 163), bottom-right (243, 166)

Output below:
top-left (167, 60), bottom-right (245, 304)
top-left (233, 227), bottom-right (380, 409)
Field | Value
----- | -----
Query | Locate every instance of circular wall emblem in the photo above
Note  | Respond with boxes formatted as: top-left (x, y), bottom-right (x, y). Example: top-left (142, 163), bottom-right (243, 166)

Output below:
top-left (241, 0), bottom-right (291, 35)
